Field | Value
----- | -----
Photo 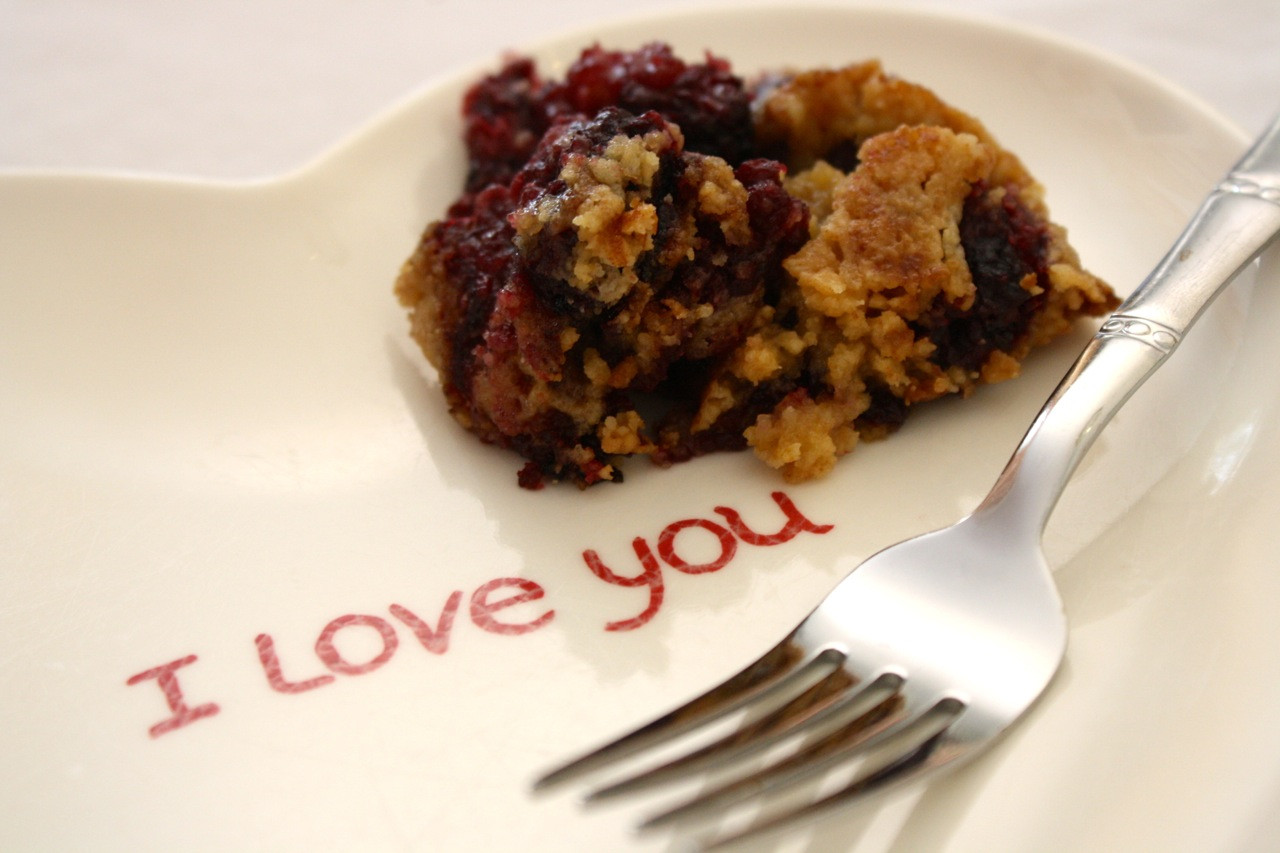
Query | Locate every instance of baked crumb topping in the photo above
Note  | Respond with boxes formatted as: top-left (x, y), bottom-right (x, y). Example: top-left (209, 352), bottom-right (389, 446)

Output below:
top-left (395, 46), bottom-right (1119, 488)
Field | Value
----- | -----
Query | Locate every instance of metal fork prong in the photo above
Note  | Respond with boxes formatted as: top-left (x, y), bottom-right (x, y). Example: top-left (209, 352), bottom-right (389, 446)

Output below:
top-left (584, 670), bottom-right (904, 803)
top-left (635, 680), bottom-right (924, 833)
top-left (698, 698), bottom-right (967, 851)
top-left (532, 639), bottom-right (844, 791)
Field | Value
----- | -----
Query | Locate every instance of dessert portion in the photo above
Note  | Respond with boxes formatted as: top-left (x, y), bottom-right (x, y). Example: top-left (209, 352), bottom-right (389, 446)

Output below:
top-left (694, 62), bottom-right (1119, 481)
top-left (397, 99), bottom-right (808, 488)
top-left (396, 46), bottom-right (1118, 488)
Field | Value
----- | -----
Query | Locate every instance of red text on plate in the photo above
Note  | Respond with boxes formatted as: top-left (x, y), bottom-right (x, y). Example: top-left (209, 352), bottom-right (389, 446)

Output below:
top-left (583, 491), bottom-right (833, 631)
top-left (125, 655), bottom-right (221, 738)
top-left (123, 491), bottom-right (829, 739)
top-left (254, 577), bottom-right (554, 693)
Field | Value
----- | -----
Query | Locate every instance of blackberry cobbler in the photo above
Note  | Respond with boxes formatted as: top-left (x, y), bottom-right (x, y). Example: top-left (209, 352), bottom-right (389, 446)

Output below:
top-left (395, 46), bottom-right (1118, 488)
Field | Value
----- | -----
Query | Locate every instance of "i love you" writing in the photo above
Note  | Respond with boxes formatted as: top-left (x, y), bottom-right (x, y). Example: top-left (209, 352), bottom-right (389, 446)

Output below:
top-left (125, 491), bottom-right (832, 739)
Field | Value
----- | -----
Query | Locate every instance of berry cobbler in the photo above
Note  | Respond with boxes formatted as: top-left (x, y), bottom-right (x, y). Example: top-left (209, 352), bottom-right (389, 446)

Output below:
top-left (395, 45), bottom-right (1118, 488)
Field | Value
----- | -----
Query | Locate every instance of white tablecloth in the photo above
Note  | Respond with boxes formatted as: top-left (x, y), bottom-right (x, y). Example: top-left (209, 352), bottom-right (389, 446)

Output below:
top-left (3, 0), bottom-right (1275, 179)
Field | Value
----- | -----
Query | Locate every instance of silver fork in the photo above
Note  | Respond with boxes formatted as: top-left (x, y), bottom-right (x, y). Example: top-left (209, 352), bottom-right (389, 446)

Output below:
top-left (534, 112), bottom-right (1280, 849)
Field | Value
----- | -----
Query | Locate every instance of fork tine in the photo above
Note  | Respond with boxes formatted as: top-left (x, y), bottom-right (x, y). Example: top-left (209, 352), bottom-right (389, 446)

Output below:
top-left (584, 669), bottom-right (903, 802)
top-left (637, 689), bottom-right (964, 836)
top-left (696, 697), bottom-right (967, 851)
top-left (634, 680), bottom-right (909, 833)
top-left (532, 637), bottom-right (845, 791)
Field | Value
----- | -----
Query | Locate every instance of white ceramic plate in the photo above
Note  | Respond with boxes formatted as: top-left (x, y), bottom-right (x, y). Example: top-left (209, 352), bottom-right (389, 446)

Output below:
top-left (3, 4), bottom-right (1278, 851)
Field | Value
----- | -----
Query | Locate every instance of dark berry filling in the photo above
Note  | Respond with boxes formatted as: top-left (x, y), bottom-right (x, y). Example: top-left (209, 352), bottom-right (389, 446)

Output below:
top-left (458, 42), bottom-right (753, 195)
top-left (856, 383), bottom-right (910, 431)
top-left (921, 182), bottom-right (1050, 372)
top-left (460, 58), bottom-right (546, 194)
top-left (546, 43), bottom-right (754, 165)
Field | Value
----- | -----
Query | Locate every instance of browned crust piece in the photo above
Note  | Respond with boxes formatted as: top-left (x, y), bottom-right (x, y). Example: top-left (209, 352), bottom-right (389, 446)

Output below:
top-left (692, 62), bottom-right (1119, 482)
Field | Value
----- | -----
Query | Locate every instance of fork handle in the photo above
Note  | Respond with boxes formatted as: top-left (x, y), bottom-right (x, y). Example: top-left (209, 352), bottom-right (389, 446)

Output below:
top-left (976, 111), bottom-right (1280, 538)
